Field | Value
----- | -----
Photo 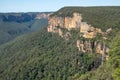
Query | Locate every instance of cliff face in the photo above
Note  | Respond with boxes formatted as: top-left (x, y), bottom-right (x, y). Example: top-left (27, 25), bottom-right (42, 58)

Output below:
top-left (80, 23), bottom-right (103, 38)
top-left (48, 12), bottom-right (105, 39)
top-left (47, 12), bottom-right (111, 59)
top-left (77, 40), bottom-right (93, 53)
top-left (47, 13), bottom-right (82, 38)
top-left (76, 40), bottom-right (109, 55)
top-left (47, 13), bottom-right (82, 31)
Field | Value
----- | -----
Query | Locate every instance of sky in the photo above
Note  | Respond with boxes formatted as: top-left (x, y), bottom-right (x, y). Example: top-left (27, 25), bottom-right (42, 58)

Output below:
top-left (0, 0), bottom-right (120, 12)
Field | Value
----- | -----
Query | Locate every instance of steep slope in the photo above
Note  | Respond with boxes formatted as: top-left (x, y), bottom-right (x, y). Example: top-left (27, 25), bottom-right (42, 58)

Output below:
top-left (47, 7), bottom-right (120, 59)
top-left (51, 6), bottom-right (120, 30)
top-left (47, 6), bottom-right (120, 80)
top-left (49, 6), bottom-right (120, 80)
top-left (72, 34), bottom-right (120, 80)
top-left (30, 19), bottom-right (48, 31)
top-left (0, 21), bottom-right (30, 45)
top-left (0, 30), bottom-right (12, 44)
top-left (0, 6), bottom-right (120, 80)
top-left (0, 28), bottom-right (101, 80)
top-left (0, 12), bottom-right (49, 45)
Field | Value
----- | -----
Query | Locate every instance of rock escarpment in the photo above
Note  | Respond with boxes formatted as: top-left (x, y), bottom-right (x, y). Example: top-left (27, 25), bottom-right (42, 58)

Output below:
top-left (48, 13), bottom-right (82, 31)
top-left (47, 13), bottom-right (81, 38)
top-left (47, 12), bottom-right (106, 39)
top-left (76, 40), bottom-right (109, 56)
top-left (80, 23), bottom-right (103, 38)
top-left (47, 12), bottom-right (111, 59)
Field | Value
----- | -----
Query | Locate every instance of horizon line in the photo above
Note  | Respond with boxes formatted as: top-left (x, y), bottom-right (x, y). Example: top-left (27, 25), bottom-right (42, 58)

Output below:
top-left (0, 5), bottom-right (119, 13)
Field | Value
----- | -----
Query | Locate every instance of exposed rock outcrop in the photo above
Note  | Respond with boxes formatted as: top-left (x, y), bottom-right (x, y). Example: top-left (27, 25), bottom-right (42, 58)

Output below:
top-left (47, 12), bottom-right (111, 60)
top-left (76, 39), bottom-right (109, 59)
top-left (77, 40), bottom-right (95, 53)
top-left (47, 13), bottom-right (81, 39)
top-left (48, 12), bottom-right (107, 39)
top-left (96, 42), bottom-right (110, 55)
top-left (80, 22), bottom-right (90, 33)
top-left (64, 13), bottom-right (82, 29)
top-left (47, 13), bottom-right (82, 32)
top-left (80, 22), bottom-right (103, 38)
top-left (106, 28), bottom-right (112, 34)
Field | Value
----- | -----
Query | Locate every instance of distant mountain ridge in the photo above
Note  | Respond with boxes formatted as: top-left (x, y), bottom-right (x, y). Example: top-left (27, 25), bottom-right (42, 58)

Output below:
top-left (0, 12), bottom-right (50, 45)
top-left (0, 12), bottom-right (50, 22)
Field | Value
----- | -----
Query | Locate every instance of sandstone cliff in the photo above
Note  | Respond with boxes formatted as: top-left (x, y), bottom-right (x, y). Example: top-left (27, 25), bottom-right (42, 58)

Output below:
top-left (76, 39), bottom-right (109, 60)
top-left (47, 13), bottom-right (82, 31)
top-left (76, 40), bottom-right (109, 54)
top-left (47, 12), bottom-right (111, 60)
top-left (80, 23), bottom-right (103, 38)
top-left (47, 12), bottom-right (107, 39)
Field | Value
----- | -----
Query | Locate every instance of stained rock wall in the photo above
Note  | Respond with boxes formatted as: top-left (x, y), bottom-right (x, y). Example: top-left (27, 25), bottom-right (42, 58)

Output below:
top-left (48, 12), bottom-right (105, 39)
top-left (76, 40), bottom-right (110, 59)
top-left (80, 23), bottom-right (103, 38)
top-left (47, 13), bottom-right (82, 32)
top-left (47, 12), bottom-right (111, 60)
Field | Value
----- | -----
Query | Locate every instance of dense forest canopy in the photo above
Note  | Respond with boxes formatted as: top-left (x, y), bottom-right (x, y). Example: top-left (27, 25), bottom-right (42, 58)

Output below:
top-left (51, 6), bottom-right (120, 30)
top-left (0, 12), bottom-right (49, 45)
top-left (0, 6), bottom-right (120, 80)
